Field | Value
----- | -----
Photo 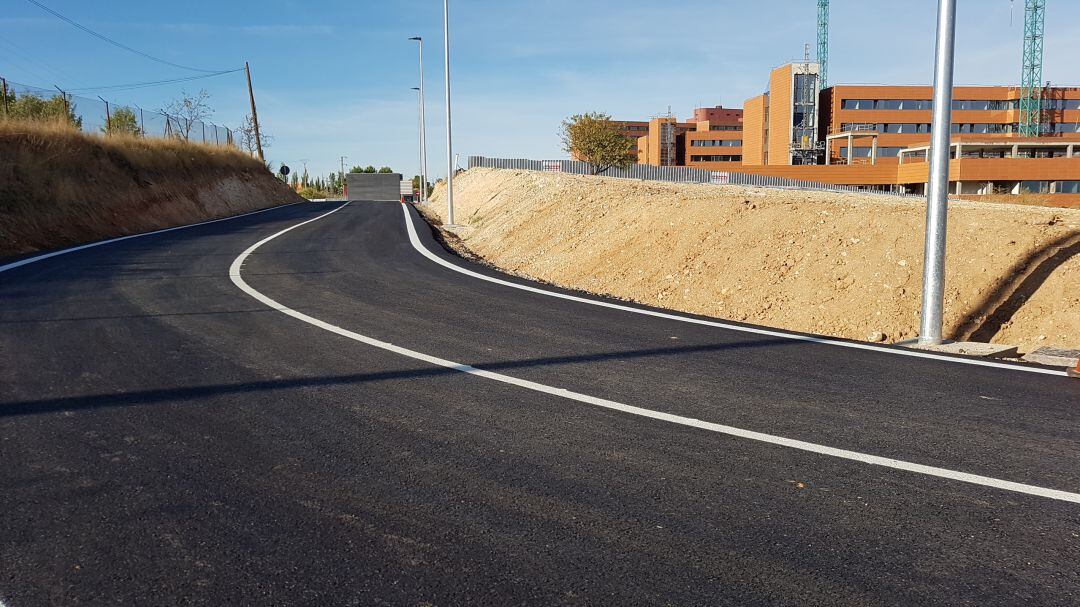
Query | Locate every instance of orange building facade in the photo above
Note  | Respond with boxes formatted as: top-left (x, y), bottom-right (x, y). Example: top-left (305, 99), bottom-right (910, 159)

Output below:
top-left (625, 63), bottom-right (1080, 200)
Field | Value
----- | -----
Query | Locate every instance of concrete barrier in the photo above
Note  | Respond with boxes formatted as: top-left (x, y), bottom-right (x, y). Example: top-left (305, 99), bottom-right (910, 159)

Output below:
top-left (346, 173), bottom-right (403, 201)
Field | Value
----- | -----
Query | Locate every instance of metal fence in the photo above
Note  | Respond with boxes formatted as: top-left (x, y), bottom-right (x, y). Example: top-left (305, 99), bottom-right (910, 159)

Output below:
top-left (0, 77), bottom-right (236, 147)
top-left (468, 156), bottom-right (922, 198)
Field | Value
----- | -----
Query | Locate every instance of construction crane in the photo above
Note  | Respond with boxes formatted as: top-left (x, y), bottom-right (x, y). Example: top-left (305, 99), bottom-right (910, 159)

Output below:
top-left (817, 0), bottom-right (830, 89)
top-left (1018, 0), bottom-right (1046, 137)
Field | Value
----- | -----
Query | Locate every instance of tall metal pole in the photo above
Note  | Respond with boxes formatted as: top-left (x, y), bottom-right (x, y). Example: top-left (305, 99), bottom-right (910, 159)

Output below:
top-left (412, 87), bottom-right (424, 201)
top-left (918, 0), bottom-right (958, 346)
top-left (245, 62), bottom-right (264, 162)
top-left (410, 37), bottom-right (429, 203)
top-left (443, 0), bottom-right (455, 225)
top-left (99, 96), bottom-right (111, 134)
top-left (340, 155), bottom-right (348, 198)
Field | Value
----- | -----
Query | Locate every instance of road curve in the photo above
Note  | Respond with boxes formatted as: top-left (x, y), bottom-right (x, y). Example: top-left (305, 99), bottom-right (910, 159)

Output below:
top-left (1, 201), bottom-right (1079, 606)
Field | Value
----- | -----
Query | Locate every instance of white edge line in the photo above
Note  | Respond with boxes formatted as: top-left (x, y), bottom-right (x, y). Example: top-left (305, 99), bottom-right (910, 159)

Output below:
top-left (0, 202), bottom-right (303, 275)
top-left (229, 201), bottom-right (1080, 505)
top-left (401, 204), bottom-right (1068, 377)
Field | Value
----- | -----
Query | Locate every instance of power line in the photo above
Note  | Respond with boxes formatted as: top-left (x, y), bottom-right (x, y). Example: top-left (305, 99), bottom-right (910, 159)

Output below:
top-left (67, 68), bottom-right (244, 93)
top-left (24, 0), bottom-right (229, 74)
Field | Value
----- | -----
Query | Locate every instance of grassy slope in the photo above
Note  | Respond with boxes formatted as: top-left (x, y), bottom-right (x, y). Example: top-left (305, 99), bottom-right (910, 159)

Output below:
top-left (0, 120), bottom-right (303, 256)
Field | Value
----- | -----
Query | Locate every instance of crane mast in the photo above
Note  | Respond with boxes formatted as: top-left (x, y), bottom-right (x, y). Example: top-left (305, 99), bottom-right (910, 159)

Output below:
top-left (1018, 0), bottom-right (1046, 137)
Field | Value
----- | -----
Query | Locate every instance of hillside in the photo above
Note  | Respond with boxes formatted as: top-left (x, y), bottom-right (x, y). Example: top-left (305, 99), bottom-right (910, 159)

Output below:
top-left (423, 168), bottom-right (1080, 353)
top-left (0, 121), bottom-right (302, 256)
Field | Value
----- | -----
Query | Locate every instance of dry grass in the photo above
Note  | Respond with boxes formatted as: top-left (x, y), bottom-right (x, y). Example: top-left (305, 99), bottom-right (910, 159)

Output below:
top-left (0, 118), bottom-right (301, 255)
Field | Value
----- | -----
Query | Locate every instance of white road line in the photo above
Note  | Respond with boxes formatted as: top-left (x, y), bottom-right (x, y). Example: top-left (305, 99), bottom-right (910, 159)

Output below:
top-left (401, 205), bottom-right (1068, 377)
top-left (0, 202), bottom-right (303, 275)
top-left (229, 201), bottom-right (1080, 504)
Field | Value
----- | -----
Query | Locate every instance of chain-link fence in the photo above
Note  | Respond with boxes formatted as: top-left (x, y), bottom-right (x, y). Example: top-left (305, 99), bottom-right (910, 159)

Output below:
top-left (468, 156), bottom-right (921, 198)
top-left (0, 77), bottom-right (236, 147)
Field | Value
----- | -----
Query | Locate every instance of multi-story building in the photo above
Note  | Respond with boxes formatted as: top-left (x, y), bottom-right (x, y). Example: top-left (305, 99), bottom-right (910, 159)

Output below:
top-left (627, 63), bottom-right (1080, 201)
top-left (611, 107), bottom-right (744, 168)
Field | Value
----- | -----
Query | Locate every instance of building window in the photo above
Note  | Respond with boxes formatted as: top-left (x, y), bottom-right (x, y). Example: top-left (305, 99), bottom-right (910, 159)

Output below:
top-left (1020, 181), bottom-right (1051, 194)
top-left (842, 99), bottom-right (876, 110)
top-left (1044, 99), bottom-right (1080, 110)
top-left (1056, 181), bottom-right (1080, 194)
top-left (1052, 123), bottom-right (1080, 133)
top-left (690, 155), bottom-right (742, 162)
top-left (690, 140), bottom-right (742, 147)
top-left (710, 125), bottom-right (742, 131)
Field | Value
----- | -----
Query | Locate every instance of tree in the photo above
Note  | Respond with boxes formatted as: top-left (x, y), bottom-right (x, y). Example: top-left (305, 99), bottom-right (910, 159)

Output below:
top-left (289, 171), bottom-right (299, 188)
top-left (301, 167), bottom-right (310, 188)
top-left (378, 166), bottom-right (394, 174)
top-left (162, 89), bottom-right (213, 141)
top-left (560, 112), bottom-right (634, 175)
top-left (5, 92), bottom-right (82, 127)
top-left (363, 165), bottom-right (376, 174)
top-left (237, 113), bottom-right (272, 156)
top-left (103, 107), bottom-right (142, 136)
top-left (349, 165), bottom-right (365, 173)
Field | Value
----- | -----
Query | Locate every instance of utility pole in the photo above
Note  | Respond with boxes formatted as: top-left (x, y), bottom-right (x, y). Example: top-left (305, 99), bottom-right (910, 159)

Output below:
top-left (443, 0), bottom-right (455, 225)
top-left (410, 37), bottom-right (429, 203)
top-left (918, 0), bottom-right (957, 346)
top-left (245, 61), bottom-right (264, 161)
top-left (1, 77), bottom-right (9, 117)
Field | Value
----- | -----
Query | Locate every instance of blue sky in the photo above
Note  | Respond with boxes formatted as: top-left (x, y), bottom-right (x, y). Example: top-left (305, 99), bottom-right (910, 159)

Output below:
top-left (2, 0), bottom-right (1079, 180)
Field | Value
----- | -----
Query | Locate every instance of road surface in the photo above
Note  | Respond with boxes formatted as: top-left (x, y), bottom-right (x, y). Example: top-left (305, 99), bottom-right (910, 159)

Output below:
top-left (1, 201), bottom-right (1078, 606)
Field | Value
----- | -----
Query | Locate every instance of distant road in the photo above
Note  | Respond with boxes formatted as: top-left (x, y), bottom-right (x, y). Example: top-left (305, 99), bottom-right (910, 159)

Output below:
top-left (1, 201), bottom-right (1078, 606)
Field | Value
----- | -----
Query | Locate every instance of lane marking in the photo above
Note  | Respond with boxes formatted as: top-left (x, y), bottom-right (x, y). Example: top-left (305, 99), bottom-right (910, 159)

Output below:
top-left (0, 202), bottom-right (304, 275)
top-left (230, 201), bottom-right (1080, 505)
top-left (401, 205), bottom-right (1068, 377)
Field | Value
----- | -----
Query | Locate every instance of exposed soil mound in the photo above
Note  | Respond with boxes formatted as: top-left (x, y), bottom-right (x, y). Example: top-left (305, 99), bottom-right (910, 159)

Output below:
top-left (0, 121), bottom-right (302, 256)
top-left (422, 168), bottom-right (1080, 353)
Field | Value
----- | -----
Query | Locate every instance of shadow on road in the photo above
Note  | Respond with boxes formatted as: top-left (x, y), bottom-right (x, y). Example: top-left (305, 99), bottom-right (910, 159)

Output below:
top-left (0, 338), bottom-right (791, 417)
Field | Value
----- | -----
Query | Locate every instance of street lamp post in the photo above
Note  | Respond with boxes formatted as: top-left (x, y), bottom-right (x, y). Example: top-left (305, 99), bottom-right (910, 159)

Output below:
top-left (412, 87), bottom-right (424, 201)
top-left (918, 0), bottom-right (958, 345)
top-left (409, 37), bottom-right (429, 203)
top-left (442, 0), bottom-right (455, 225)
top-left (340, 155), bottom-right (348, 199)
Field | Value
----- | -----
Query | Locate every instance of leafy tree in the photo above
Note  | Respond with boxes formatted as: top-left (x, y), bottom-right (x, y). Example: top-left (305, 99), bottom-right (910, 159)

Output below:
top-left (103, 107), bottom-right (142, 136)
top-left (301, 167), bottom-right (310, 188)
top-left (4, 92), bottom-right (82, 127)
top-left (289, 171), bottom-right (299, 188)
top-left (363, 165), bottom-right (376, 174)
top-left (560, 111), bottom-right (634, 175)
top-left (377, 166), bottom-right (394, 174)
top-left (348, 165), bottom-right (365, 173)
top-left (162, 89), bottom-right (213, 141)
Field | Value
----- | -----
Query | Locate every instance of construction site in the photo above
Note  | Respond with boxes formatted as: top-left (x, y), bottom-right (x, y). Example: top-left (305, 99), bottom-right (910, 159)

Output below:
top-left (614, 0), bottom-right (1080, 204)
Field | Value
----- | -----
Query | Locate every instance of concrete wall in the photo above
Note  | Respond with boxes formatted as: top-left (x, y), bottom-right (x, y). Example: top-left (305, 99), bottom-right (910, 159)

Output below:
top-left (346, 173), bottom-right (403, 201)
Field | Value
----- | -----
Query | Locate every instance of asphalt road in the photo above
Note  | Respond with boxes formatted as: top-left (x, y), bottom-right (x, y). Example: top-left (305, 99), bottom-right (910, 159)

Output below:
top-left (1, 201), bottom-right (1078, 606)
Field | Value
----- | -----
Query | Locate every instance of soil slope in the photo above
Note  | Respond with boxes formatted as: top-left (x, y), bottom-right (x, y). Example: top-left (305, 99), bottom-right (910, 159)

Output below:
top-left (0, 121), bottom-right (302, 256)
top-left (423, 168), bottom-right (1080, 353)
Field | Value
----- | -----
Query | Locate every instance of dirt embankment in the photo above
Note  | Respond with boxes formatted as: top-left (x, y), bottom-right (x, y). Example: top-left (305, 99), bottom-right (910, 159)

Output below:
top-left (0, 121), bottom-right (302, 256)
top-left (422, 168), bottom-right (1080, 353)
